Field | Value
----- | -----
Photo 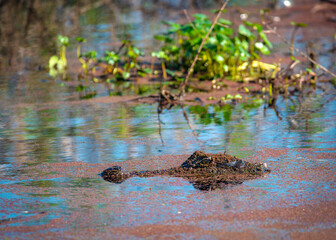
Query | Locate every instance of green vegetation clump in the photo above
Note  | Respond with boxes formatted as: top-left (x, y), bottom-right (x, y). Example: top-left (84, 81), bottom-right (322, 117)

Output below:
top-left (102, 40), bottom-right (152, 81)
top-left (153, 13), bottom-right (278, 81)
top-left (49, 37), bottom-right (152, 81)
top-left (49, 12), bottom-right (281, 83)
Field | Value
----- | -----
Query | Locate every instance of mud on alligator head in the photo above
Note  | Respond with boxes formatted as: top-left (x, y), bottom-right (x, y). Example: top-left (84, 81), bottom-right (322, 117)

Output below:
top-left (100, 151), bottom-right (270, 191)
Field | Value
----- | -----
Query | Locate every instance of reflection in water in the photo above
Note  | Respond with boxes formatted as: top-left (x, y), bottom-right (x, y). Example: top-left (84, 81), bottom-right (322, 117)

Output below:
top-left (1, 88), bottom-right (335, 166)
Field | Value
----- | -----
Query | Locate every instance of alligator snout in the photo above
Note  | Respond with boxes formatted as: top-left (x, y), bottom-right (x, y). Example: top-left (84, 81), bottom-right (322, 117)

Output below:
top-left (100, 166), bottom-right (126, 183)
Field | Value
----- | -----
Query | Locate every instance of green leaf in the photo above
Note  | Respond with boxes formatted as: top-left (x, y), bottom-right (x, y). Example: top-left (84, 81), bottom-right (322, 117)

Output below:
top-left (154, 35), bottom-right (166, 41)
top-left (193, 13), bottom-right (208, 20)
top-left (138, 72), bottom-right (146, 77)
top-left (132, 47), bottom-right (140, 56)
top-left (243, 21), bottom-right (254, 27)
top-left (306, 68), bottom-right (315, 74)
top-left (251, 52), bottom-right (260, 60)
top-left (49, 55), bottom-right (60, 69)
top-left (58, 35), bottom-right (69, 46)
top-left (259, 32), bottom-right (273, 48)
top-left (151, 51), bottom-right (168, 60)
top-left (188, 37), bottom-right (201, 47)
top-left (180, 25), bottom-right (194, 34)
top-left (290, 56), bottom-right (300, 62)
top-left (223, 64), bottom-right (229, 72)
top-left (238, 46), bottom-right (249, 60)
top-left (166, 69), bottom-right (175, 76)
top-left (208, 37), bottom-right (218, 45)
top-left (141, 68), bottom-right (152, 74)
top-left (168, 45), bottom-right (180, 53)
top-left (241, 40), bottom-right (249, 50)
top-left (252, 23), bottom-right (263, 33)
top-left (215, 55), bottom-right (224, 63)
top-left (211, 9), bottom-right (227, 14)
top-left (105, 53), bottom-right (120, 65)
top-left (290, 22), bottom-right (307, 28)
top-left (83, 50), bottom-right (97, 59)
top-left (234, 94), bottom-right (242, 99)
top-left (128, 49), bottom-right (136, 58)
top-left (76, 37), bottom-right (86, 43)
top-left (49, 55), bottom-right (66, 70)
top-left (218, 18), bottom-right (232, 26)
top-left (76, 85), bottom-right (86, 92)
top-left (162, 21), bottom-right (181, 31)
top-left (219, 27), bottom-right (233, 36)
top-left (255, 42), bottom-right (270, 55)
top-left (238, 25), bottom-right (252, 37)
top-left (225, 94), bottom-right (233, 100)
top-left (122, 71), bottom-right (130, 80)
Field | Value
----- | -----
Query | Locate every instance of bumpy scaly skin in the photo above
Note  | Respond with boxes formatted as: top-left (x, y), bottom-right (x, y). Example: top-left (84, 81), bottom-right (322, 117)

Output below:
top-left (100, 151), bottom-right (270, 190)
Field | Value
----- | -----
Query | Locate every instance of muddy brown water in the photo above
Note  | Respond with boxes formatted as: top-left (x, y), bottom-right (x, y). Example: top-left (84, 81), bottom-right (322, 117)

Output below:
top-left (1, 0), bottom-right (336, 239)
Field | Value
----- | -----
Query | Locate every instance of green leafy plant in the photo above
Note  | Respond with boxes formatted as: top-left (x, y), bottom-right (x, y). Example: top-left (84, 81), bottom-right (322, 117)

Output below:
top-left (49, 34), bottom-right (149, 82)
top-left (121, 41), bottom-right (145, 79)
top-left (48, 35), bottom-right (69, 76)
top-left (79, 50), bottom-right (97, 75)
top-left (58, 35), bottom-right (69, 65)
top-left (100, 41), bottom-right (147, 81)
top-left (76, 37), bottom-right (87, 58)
top-left (103, 50), bottom-right (120, 75)
top-left (151, 51), bottom-right (169, 78)
top-left (154, 13), bottom-right (277, 81)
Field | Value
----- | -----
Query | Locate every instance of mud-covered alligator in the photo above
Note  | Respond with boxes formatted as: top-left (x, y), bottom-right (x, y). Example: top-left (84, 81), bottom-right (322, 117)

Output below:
top-left (100, 151), bottom-right (270, 190)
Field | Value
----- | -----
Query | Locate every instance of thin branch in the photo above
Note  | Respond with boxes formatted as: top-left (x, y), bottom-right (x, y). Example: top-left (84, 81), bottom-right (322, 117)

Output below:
top-left (216, 22), bottom-right (230, 28)
top-left (179, 0), bottom-right (230, 97)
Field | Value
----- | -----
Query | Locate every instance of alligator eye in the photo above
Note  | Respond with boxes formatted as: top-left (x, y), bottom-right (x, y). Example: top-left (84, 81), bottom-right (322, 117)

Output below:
top-left (110, 166), bottom-right (122, 171)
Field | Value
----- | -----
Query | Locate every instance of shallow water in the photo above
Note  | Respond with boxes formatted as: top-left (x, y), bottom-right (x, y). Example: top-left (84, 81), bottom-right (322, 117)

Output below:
top-left (1, 0), bottom-right (336, 239)
top-left (1, 78), bottom-right (335, 238)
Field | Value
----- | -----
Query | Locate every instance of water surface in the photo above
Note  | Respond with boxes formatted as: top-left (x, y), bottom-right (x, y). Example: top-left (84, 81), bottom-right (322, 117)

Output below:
top-left (1, 0), bottom-right (336, 239)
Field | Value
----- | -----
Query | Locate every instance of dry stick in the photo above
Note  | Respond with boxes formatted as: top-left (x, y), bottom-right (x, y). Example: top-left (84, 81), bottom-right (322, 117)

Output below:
top-left (265, 24), bottom-right (336, 79)
top-left (179, 0), bottom-right (230, 97)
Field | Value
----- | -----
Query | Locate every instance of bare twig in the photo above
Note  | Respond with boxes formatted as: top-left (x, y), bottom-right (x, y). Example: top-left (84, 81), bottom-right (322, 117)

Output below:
top-left (265, 24), bottom-right (336, 79)
top-left (179, 0), bottom-right (230, 97)
top-left (216, 22), bottom-right (230, 28)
